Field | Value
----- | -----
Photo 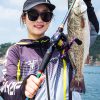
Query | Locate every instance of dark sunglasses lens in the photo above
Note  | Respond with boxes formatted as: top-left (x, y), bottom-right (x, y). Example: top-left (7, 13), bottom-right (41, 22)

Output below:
top-left (41, 12), bottom-right (53, 22)
top-left (27, 9), bottom-right (53, 22)
top-left (28, 10), bottom-right (39, 21)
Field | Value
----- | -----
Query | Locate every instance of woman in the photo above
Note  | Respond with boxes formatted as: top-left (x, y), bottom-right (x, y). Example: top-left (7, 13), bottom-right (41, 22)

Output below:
top-left (1, 0), bottom-right (98, 100)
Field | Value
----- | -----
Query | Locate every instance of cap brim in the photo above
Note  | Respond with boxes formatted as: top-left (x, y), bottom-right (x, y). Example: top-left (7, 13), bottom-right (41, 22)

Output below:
top-left (23, 2), bottom-right (55, 11)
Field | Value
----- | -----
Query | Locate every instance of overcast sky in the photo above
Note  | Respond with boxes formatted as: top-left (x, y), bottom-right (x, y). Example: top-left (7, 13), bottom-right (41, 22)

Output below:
top-left (0, 0), bottom-right (100, 44)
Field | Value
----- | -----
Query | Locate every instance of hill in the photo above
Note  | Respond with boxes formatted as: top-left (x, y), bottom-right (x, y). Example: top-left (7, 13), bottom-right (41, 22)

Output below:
top-left (89, 35), bottom-right (100, 61)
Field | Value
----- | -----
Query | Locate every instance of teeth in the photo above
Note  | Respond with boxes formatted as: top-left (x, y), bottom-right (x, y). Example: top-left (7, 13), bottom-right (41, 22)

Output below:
top-left (34, 25), bottom-right (43, 28)
top-left (36, 26), bottom-right (42, 28)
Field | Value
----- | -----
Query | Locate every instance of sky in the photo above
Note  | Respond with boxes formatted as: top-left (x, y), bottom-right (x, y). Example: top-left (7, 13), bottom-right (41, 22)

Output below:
top-left (0, 0), bottom-right (100, 44)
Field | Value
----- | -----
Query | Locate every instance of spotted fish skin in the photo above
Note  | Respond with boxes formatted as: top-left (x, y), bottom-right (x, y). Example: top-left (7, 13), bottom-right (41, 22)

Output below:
top-left (67, 0), bottom-right (90, 93)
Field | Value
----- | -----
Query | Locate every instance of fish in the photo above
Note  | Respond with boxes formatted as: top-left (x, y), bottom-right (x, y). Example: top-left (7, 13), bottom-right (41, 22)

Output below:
top-left (67, 0), bottom-right (90, 93)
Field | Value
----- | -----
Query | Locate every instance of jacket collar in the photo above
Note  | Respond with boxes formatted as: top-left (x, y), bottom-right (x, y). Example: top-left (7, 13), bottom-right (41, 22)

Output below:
top-left (16, 36), bottom-right (50, 46)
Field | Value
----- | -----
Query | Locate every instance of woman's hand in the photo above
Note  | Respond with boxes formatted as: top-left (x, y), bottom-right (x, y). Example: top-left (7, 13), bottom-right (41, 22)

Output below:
top-left (25, 75), bottom-right (45, 98)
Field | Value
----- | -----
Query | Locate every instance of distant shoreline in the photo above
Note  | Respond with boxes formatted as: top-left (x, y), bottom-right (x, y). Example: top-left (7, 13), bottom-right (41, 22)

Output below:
top-left (85, 64), bottom-right (100, 67)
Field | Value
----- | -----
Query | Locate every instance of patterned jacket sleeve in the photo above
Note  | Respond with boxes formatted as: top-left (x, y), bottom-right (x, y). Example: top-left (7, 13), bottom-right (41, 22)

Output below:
top-left (0, 44), bottom-right (24, 100)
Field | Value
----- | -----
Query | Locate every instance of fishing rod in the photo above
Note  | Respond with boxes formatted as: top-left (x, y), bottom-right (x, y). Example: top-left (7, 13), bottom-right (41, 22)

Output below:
top-left (37, 0), bottom-right (77, 76)
top-left (36, 0), bottom-right (77, 83)
top-left (26, 0), bottom-right (77, 100)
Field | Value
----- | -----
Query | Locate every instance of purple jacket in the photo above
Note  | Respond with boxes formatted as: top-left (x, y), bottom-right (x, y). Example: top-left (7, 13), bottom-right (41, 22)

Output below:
top-left (0, 36), bottom-right (69, 100)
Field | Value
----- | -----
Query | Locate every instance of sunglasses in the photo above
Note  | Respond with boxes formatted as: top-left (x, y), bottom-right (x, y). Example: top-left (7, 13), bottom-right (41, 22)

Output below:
top-left (25, 9), bottom-right (53, 22)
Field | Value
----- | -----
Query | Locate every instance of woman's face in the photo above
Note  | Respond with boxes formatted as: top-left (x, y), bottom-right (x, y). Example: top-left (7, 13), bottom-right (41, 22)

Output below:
top-left (24, 4), bottom-right (53, 40)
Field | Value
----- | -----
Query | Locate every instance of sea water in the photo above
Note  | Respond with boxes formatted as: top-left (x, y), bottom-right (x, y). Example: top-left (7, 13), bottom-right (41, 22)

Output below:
top-left (82, 65), bottom-right (100, 100)
top-left (0, 65), bottom-right (100, 100)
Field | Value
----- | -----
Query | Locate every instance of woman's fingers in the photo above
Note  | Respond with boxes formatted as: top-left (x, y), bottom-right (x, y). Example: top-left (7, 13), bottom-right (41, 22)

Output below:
top-left (25, 90), bottom-right (35, 99)
top-left (25, 74), bottom-right (45, 98)
top-left (39, 74), bottom-right (46, 82)
top-left (25, 82), bottom-right (37, 94)
top-left (28, 75), bottom-right (42, 87)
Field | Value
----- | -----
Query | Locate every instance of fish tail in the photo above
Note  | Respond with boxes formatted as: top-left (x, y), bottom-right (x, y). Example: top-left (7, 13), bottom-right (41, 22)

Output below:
top-left (70, 75), bottom-right (85, 93)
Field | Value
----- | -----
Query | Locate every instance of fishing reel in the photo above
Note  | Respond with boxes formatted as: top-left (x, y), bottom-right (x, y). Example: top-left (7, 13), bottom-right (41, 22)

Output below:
top-left (49, 26), bottom-right (82, 52)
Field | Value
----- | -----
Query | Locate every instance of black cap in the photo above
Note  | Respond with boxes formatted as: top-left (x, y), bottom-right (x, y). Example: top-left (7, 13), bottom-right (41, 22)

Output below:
top-left (23, 0), bottom-right (55, 11)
